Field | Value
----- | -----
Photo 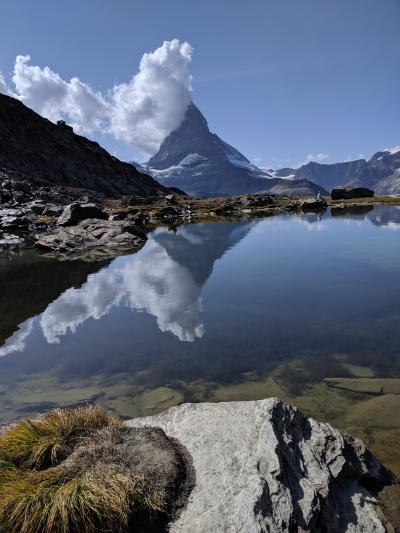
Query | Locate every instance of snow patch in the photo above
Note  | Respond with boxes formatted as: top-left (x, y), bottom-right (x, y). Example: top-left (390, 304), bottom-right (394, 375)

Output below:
top-left (384, 146), bottom-right (400, 155)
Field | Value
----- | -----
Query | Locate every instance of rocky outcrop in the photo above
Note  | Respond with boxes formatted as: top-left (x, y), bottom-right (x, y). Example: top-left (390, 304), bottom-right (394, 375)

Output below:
top-left (331, 187), bottom-right (375, 200)
top-left (0, 93), bottom-right (167, 197)
top-left (57, 203), bottom-right (108, 227)
top-left (0, 165), bottom-right (327, 255)
top-left (128, 399), bottom-right (393, 533)
top-left (299, 196), bottom-right (328, 211)
top-left (0, 169), bottom-right (109, 249)
top-left (35, 218), bottom-right (147, 258)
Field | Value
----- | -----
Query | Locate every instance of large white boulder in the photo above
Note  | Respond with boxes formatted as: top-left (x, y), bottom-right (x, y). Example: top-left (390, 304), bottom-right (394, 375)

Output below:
top-left (127, 398), bottom-right (392, 532)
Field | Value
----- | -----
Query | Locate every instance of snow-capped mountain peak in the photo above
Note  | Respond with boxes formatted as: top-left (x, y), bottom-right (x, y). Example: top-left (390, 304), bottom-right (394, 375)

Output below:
top-left (140, 103), bottom-right (326, 197)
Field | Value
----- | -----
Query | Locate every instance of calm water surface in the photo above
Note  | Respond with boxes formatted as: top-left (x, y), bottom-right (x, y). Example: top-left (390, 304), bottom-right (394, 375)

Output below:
top-left (1, 205), bottom-right (400, 473)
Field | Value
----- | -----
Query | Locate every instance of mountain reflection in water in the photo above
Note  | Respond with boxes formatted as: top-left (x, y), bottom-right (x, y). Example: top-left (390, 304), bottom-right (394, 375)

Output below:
top-left (1, 221), bottom-right (253, 355)
top-left (1, 206), bottom-right (400, 479)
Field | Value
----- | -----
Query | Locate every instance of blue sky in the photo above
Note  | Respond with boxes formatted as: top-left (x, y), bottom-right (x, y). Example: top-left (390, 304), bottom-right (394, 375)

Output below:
top-left (1, 0), bottom-right (399, 168)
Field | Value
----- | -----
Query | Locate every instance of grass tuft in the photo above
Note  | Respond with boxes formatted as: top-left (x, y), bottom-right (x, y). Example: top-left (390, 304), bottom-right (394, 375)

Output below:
top-left (0, 406), bottom-right (172, 533)
top-left (0, 405), bottom-right (122, 469)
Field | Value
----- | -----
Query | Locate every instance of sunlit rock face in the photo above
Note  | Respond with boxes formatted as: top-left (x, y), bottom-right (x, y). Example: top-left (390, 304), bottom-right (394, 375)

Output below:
top-left (128, 399), bottom-right (393, 533)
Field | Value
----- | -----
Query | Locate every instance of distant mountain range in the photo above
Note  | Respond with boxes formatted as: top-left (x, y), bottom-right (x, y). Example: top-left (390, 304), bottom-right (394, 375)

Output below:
top-left (136, 102), bottom-right (400, 198)
top-left (135, 103), bottom-right (327, 197)
top-left (0, 94), bottom-right (166, 197)
top-left (273, 148), bottom-right (400, 195)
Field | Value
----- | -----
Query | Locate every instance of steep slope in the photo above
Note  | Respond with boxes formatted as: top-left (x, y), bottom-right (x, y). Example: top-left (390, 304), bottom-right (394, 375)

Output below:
top-left (141, 103), bottom-right (327, 197)
top-left (276, 148), bottom-right (400, 194)
top-left (0, 94), bottom-right (166, 197)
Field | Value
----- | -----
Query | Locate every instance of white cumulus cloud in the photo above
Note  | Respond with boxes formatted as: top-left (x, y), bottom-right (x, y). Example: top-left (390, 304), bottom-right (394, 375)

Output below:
top-left (297, 153), bottom-right (329, 167)
top-left (12, 55), bottom-right (109, 134)
top-left (3, 39), bottom-right (193, 155)
top-left (110, 39), bottom-right (193, 153)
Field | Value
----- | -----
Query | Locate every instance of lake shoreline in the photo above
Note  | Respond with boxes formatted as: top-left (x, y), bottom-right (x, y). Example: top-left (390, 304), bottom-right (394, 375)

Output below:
top-left (2, 175), bottom-right (400, 259)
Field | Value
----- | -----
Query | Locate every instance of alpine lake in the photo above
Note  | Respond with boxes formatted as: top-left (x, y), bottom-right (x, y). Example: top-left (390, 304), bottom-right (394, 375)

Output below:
top-left (1, 204), bottom-right (400, 477)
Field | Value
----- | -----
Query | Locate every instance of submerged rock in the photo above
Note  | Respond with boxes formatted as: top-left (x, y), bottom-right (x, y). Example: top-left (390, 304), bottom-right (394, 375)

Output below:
top-left (128, 399), bottom-right (393, 533)
top-left (331, 187), bottom-right (375, 200)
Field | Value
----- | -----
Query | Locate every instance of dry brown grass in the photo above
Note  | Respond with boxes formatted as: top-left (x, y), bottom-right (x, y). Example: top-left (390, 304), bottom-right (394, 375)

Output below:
top-left (0, 405), bottom-right (121, 469)
top-left (0, 406), bottom-right (179, 533)
top-left (0, 466), bottom-right (152, 533)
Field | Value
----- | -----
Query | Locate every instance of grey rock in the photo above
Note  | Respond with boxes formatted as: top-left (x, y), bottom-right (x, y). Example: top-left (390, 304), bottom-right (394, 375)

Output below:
top-left (0, 216), bottom-right (30, 229)
top-left (331, 187), bottom-right (375, 200)
top-left (242, 194), bottom-right (276, 207)
top-left (57, 203), bottom-right (108, 227)
top-left (35, 218), bottom-right (147, 257)
top-left (126, 211), bottom-right (149, 226)
top-left (128, 399), bottom-right (392, 533)
top-left (0, 208), bottom-right (35, 231)
top-left (42, 204), bottom-right (63, 217)
top-left (299, 196), bottom-right (328, 211)
top-left (28, 201), bottom-right (46, 215)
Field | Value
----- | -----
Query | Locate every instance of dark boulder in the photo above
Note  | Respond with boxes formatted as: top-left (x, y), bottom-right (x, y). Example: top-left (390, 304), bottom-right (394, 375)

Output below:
top-left (109, 212), bottom-right (127, 221)
top-left (242, 194), bottom-right (275, 208)
top-left (214, 205), bottom-right (235, 216)
top-left (57, 203), bottom-right (108, 227)
top-left (154, 206), bottom-right (183, 220)
top-left (331, 187), bottom-right (374, 200)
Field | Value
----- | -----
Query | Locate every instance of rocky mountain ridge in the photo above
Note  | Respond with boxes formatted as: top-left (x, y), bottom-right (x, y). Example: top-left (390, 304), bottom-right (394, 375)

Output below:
top-left (274, 148), bottom-right (400, 195)
top-left (0, 93), bottom-right (166, 197)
